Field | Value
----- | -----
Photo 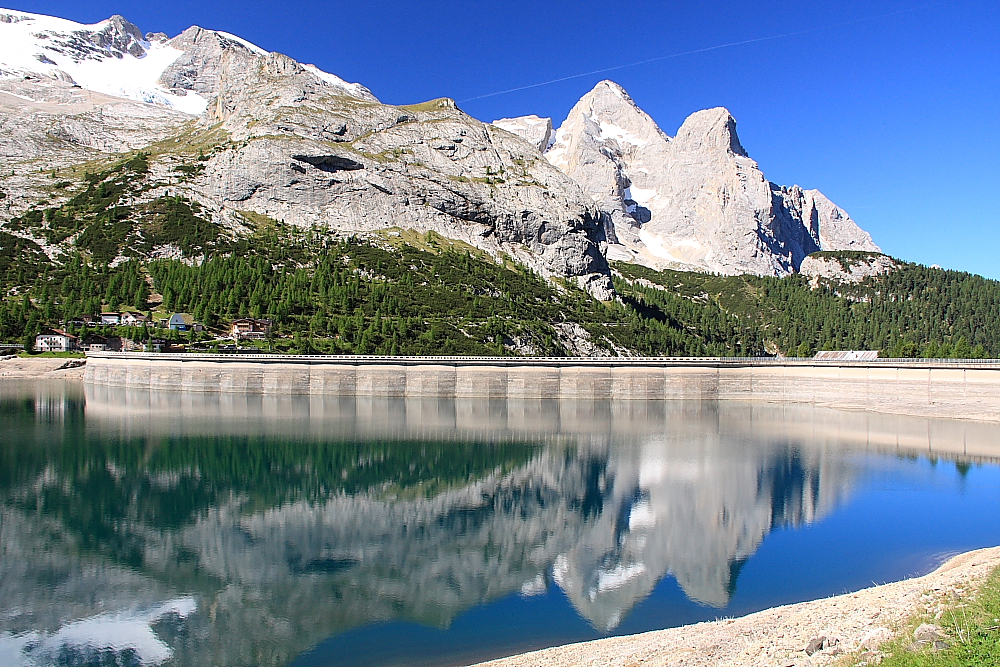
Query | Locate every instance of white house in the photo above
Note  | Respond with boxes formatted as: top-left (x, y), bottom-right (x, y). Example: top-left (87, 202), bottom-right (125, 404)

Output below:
top-left (35, 329), bottom-right (78, 352)
top-left (120, 312), bottom-right (150, 327)
top-left (100, 312), bottom-right (121, 325)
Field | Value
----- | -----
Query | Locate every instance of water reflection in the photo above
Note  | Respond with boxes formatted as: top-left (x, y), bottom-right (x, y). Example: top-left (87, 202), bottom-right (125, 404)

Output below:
top-left (1, 381), bottom-right (998, 667)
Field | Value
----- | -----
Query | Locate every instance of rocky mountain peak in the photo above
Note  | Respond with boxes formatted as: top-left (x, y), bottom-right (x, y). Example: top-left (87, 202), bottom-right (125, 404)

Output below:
top-left (672, 106), bottom-right (747, 158)
top-left (566, 79), bottom-right (669, 147)
top-left (544, 81), bottom-right (879, 275)
top-left (97, 15), bottom-right (147, 58)
top-left (583, 79), bottom-right (635, 107)
top-left (543, 80), bottom-right (675, 256)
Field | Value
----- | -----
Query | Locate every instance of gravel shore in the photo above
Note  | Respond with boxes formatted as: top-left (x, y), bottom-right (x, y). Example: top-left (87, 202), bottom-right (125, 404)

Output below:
top-left (470, 546), bottom-right (1000, 667)
top-left (0, 356), bottom-right (87, 379)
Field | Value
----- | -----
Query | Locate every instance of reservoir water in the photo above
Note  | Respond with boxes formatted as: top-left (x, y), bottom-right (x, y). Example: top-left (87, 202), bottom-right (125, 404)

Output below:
top-left (1, 379), bottom-right (999, 667)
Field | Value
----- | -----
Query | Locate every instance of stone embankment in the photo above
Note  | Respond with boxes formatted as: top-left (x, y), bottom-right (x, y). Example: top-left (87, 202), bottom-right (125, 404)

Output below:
top-left (84, 353), bottom-right (1000, 422)
top-left (468, 546), bottom-right (1000, 667)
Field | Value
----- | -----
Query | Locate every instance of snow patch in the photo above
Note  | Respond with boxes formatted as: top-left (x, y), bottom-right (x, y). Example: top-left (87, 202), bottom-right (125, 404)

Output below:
top-left (596, 563), bottom-right (647, 592)
top-left (302, 63), bottom-right (373, 99)
top-left (626, 186), bottom-right (657, 205)
top-left (628, 500), bottom-right (657, 529)
top-left (519, 574), bottom-right (547, 596)
top-left (639, 229), bottom-right (703, 264)
top-left (543, 126), bottom-right (571, 167)
top-left (0, 8), bottom-right (205, 113)
top-left (0, 597), bottom-right (197, 667)
top-left (214, 30), bottom-right (268, 55)
top-left (591, 117), bottom-right (649, 147)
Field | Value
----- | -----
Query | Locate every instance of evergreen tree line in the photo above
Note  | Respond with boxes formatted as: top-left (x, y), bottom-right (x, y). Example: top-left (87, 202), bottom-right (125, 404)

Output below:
top-left (2, 232), bottom-right (999, 358)
top-left (615, 262), bottom-right (1000, 358)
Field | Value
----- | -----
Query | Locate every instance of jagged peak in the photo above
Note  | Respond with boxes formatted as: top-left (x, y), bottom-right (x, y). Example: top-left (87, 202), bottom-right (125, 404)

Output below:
top-left (588, 79), bottom-right (631, 99)
top-left (576, 80), bottom-right (644, 116)
top-left (672, 107), bottom-right (747, 157)
top-left (104, 15), bottom-right (143, 40)
top-left (168, 25), bottom-right (267, 55)
top-left (555, 80), bottom-right (670, 149)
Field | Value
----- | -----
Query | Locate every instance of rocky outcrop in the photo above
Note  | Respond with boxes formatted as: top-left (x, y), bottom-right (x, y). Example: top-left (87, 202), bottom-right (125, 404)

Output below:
top-left (0, 77), bottom-right (193, 220)
top-left (177, 39), bottom-right (617, 296)
top-left (158, 26), bottom-right (378, 105)
top-left (545, 80), bottom-right (880, 275)
top-left (201, 86), bottom-right (613, 295)
top-left (799, 252), bottom-right (900, 286)
top-left (0, 78), bottom-right (192, 159)
top-left (491, 115), bottom-right (553, 151)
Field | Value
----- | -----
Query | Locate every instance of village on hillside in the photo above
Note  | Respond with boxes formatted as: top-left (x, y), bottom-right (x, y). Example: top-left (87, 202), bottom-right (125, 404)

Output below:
top-left (32, 313), bottom-right (273, 353)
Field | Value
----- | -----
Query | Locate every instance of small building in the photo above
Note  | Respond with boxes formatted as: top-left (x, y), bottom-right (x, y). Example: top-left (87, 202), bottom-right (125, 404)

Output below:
top-left (230, 317), bottom-right (272, 340)
top-left (168, 313), bottom-right (203, 332)
top-left (147, 338), bottom-right (166, 353)
top-left (100, 312), bottom-right (121, 326)
top-left (120, 312), bottom-right (150, 327)
top-left (81, 335), bottom-right (122, 352)
top-left (35, 329), bottom-right (78, 352)
top-left (81, 335), bottom-right (107, 352)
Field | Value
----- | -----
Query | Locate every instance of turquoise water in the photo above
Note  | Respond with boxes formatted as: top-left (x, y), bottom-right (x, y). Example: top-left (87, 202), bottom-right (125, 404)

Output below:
top-left (1, 380), bottom-right (998, 667)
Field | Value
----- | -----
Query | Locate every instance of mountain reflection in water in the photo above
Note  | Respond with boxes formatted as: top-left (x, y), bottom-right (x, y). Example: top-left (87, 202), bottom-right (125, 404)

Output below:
top-left (1, 381), bottom-right (998, 667)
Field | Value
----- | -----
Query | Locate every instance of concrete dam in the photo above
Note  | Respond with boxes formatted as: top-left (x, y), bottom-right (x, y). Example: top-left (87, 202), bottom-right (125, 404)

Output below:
top-left (84, 353), bottom-right (1000, 422)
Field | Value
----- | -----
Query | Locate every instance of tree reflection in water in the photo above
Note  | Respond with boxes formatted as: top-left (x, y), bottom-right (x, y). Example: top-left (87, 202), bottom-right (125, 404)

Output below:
top-left (0, 381), bottom-right (997, 667)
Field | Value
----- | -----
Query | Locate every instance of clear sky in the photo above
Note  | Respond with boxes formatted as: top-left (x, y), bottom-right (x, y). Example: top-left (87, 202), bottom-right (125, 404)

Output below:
top-left (7, 0), bottom-right (999, 279)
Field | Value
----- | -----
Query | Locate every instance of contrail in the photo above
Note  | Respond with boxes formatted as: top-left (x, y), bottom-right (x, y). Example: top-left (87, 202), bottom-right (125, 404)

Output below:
top-left (458, 4), bottom-right (936, 104)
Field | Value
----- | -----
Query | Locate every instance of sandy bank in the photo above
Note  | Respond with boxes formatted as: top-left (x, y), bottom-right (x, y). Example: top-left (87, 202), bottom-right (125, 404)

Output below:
top-left (470, 546), bottom-right (1000, 667)
top-left (0, 356), bottom-right (86, 379)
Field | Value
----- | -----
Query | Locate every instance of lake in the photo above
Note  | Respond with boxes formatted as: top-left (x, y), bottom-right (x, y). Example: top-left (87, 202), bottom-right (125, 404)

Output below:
top-left (1, 379), bottom-right (999, 667)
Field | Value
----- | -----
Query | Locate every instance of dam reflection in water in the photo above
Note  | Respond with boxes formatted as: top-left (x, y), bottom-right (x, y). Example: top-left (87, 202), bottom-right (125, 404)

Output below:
top-left (1, 381), bottom-right (999, 667)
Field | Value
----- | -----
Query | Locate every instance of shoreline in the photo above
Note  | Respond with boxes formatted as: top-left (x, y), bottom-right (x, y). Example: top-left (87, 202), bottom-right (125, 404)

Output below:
top-left (0, 356), bottom-right (86, 379)
top-left (469, 546), bottom-right (1000, 667)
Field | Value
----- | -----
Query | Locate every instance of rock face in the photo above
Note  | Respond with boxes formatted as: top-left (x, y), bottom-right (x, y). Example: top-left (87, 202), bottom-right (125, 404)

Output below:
top-left (0, 9), bottom-right (881, 294)
top-left (799, 252), bottom-right (900, 286)
top-left (0, 10), bottom-right (615, 299)
top-left (491, 115), bottom-right (554, 151)
top-left (201, 55), bottom-right (613, 296)
top-left (545, 80), bottom-right (880, 275)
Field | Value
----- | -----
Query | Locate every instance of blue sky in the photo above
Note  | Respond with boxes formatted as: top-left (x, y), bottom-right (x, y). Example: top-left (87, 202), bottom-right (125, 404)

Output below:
top-left (8, 0), bottom-right (1000, 279)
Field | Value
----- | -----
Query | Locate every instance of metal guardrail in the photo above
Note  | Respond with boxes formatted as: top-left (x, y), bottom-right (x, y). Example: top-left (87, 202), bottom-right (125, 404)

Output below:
top-left (85, 352), bottom-right (1000, 370)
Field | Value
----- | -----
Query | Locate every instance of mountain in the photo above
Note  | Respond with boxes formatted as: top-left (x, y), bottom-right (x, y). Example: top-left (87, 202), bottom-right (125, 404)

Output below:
top-left (534, 80), bottom-right (879, 275)
top-left (2, 9), bottom-right (997, 359)
top-left (0, 9), bottom-right (614, 299)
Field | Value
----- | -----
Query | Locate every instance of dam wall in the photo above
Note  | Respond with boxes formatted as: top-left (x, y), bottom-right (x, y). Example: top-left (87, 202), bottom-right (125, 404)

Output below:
top-left (84, 353), bottom-right (1000, 422)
